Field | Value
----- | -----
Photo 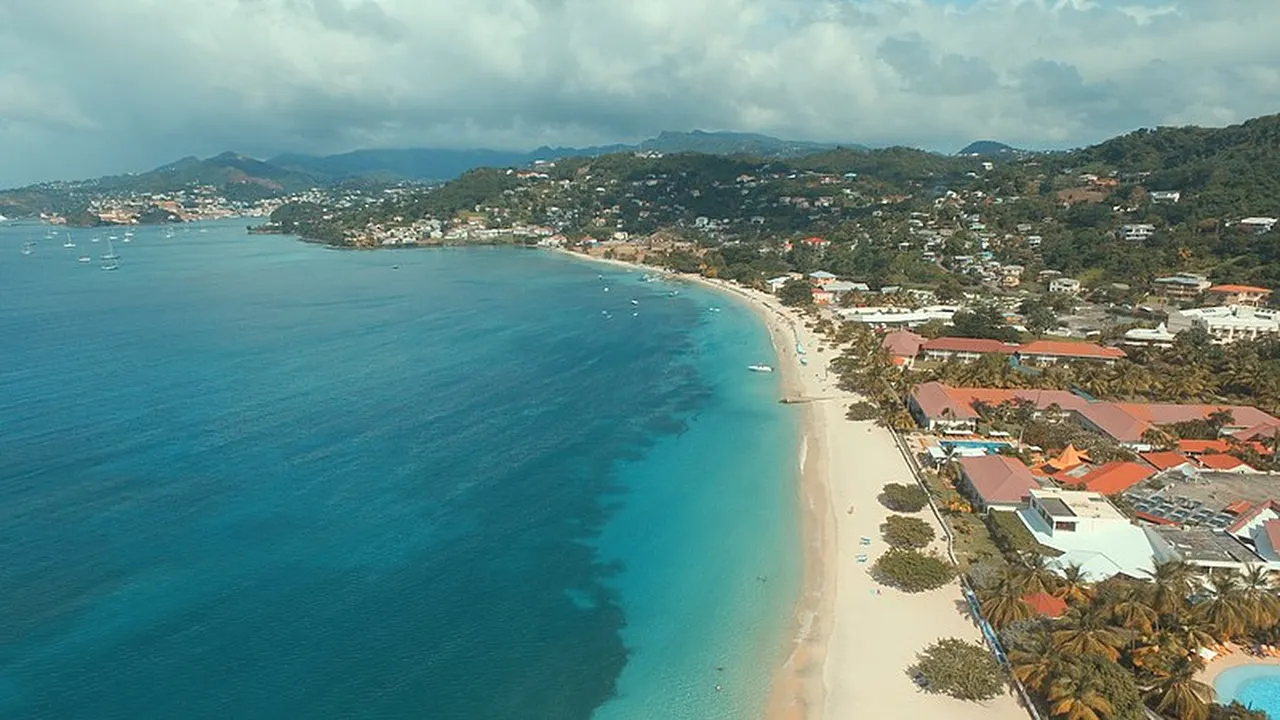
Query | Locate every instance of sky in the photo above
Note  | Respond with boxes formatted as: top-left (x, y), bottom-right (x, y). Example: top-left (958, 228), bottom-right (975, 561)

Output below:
top-left (1, 0), bottom-right (1279, 187)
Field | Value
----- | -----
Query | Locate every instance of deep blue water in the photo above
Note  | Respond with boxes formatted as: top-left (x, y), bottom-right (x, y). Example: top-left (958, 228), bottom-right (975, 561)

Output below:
top-left (0, 221), bottom-right (799, 719)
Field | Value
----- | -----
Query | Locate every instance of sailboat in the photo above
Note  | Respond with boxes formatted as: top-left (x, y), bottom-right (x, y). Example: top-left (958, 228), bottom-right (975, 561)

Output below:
top-left (63, 232), bottom-right (76, 248)
top-left (122, 231), bottom-right (133, 243)
top-left (100, 235), bottom-right (120, 271)
top-left (164, 227), bottom-right (175, 239)
top-left (21, 238), bottom-right (35, 255)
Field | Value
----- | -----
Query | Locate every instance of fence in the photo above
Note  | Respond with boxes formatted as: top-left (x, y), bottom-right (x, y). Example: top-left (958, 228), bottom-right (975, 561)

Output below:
top-left (888, 427), bottom-right (1046, 720)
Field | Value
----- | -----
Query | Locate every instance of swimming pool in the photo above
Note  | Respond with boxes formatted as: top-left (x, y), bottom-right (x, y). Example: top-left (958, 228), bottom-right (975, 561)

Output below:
top-left (941, 440), bottom-right (1013, 453)
top-left (1215, 664), bottom-right (1280, 716)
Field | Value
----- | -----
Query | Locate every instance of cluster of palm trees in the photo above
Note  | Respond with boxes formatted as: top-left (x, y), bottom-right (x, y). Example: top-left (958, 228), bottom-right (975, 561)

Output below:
top-left (980, 556), bottom-right (1279, 720)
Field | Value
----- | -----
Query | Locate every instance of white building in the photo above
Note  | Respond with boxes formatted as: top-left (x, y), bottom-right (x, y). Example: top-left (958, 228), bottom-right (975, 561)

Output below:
top-left (1123, 322), bottom-right (1178, 347)
top-left (1150, 190), bottom-right (1181, 204)
top-left (836, 305), bottom-right (960, 328)
top-left (1049, 277), bottom-right (1082, 294)
top-left (1017, 488), bottom-right (1157, 581)
top-left (1119, 224), bottom-right (1156, 242)
top-left (1168, 305), bottom-right (1280, 344)
top-left (1239, 217), bottom-right (1278, 234)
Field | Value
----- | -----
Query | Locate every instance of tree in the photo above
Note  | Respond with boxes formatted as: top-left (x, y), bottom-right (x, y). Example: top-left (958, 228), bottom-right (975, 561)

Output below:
top-left (873, 548), bottom-right (956, 592)
top-left (881, 482), bottom-right (930, 512)
top-left (778, 278), bottom-right (814, 306)
top-left (1055, 564), bottom-right (1095, 607)
top-left (979, 571), bottom-right (1036, 630)
top-left (1144, 655), bottom-right (1215, 720)
top-left (1046, 654), bottom-right (1145, 720)
top-left (1194, 570), bottom-right (1249, 642)
top-left (1020, 297), bottom-right (1060, 336)
top-left (911, 638), bottom-right (1006, 701)
top-left (882, 514), bottom-right (936, 549)
top-left (1052, 605), bottom-right (1130, 662)
top-left (949, 305), bottom-right (1020, 342)
top-left (1209, 701), bottom-right (1269, 719)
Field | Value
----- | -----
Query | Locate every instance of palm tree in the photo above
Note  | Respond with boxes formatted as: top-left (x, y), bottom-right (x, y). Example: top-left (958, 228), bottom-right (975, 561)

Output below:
top-left (1240, 565), bottom-right (1279, 631)
top-left (980, 573), bottom-right (1035, 630)
top-left (1046, 658), bottom-right (1116, 720)
top-left (1013, 553), bottom-right (1059, 596)
top-left (1195, 570), bottom-right (1250, 642)
top-left (1056, 564), bottom-right (1095, 606)
top-left (1129, 629), bottom-right (1187, 679)
top-left (1144, 655), bottom-right (1215, 720)
top-left (1009, 633), bottom-right (1058, 694)
top-left (1107, 584), bottom-right (1158, 635)
top-left (1165, 613), bottom-right (1218, 658)
top-left (1053, 605), bottom-right (1130, 661)
top-left (1147, 560), bottom-right (1198, 617)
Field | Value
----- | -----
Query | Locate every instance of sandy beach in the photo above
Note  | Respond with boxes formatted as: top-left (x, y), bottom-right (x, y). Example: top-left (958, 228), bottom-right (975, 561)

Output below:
top-left (554, 250), bottom-right (1028, 720)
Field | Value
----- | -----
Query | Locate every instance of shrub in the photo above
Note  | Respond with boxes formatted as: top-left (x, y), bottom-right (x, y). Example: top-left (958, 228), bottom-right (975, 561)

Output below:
top-left (882, 515), bottom-right (935, 549)
top-left (881, 482), bottom-right (930, 513)
top-left (910, 637), bottom-right (1006, 701)
top-left (873, 548), bottom-right (956, 592)
top-left (847, 401), bottom-right (880, 421)
top-left (985, 510), bottom-right (1042, 557)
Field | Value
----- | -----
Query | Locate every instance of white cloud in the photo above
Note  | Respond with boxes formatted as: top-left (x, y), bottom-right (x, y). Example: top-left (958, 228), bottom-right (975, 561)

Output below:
top-left (0, 0), bottom-right (1278, 186)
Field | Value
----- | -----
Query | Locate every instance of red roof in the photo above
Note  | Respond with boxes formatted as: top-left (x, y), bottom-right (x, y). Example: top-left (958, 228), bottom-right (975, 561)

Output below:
top-left (1266, 520), bottom-right (1280, 554)
top-left (1225, 501), bottom-right (1253, 515)
top-left (958, 455), bottom-right (1041, 505)
top-left (1227, 500), bottom-right (1280, 534)
top-left (1071, 461), bottom-right (1156, 495)
top-left (922, 337), bottom-right (1019, 355)
top-left (1135, 511), bottom-right (1180, 526)
top-left (1208, 284), bottom-right (1271, 295)
top-left (803, 236), bottom-right (830, 245)
top-left (909, 382), bottom-right (1086, 423)
top-left (1140, 451), bottom-right (1194, 471)
top-left (1199, 454), bottom-right (1250, 471)
top-left (1178, 438), bottom-right (1271, 455)
top-left (1016, 340), bottom-right (1127, 360)
top-left (882, 330), bottom-right (926, 359)
top-left (1022, 592), bottom-right (1068, 618)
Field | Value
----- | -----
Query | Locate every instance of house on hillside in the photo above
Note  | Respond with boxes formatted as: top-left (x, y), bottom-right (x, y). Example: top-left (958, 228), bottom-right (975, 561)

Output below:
top-left (1206, 284), bottom-right (1272, 308)
top-left (1153, 273), bottom-right (1212, 304)
top-left (808, 271), bottom-right (837, 287)
top-left (1049, 278), bottom-right (1082, 295)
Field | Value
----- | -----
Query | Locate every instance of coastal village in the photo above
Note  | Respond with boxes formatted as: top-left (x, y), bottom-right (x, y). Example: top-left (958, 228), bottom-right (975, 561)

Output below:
top-left (12, 117), bottom-right (1280, 720)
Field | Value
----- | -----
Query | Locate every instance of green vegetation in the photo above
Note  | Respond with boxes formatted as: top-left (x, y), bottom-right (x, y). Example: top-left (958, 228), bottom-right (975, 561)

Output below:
top-left (881, 515), bottom-right (935, 549)
top-left (777, 279), bottom-right (813, 307)
top-left (984, 511), bottom-right (1046, 558)
top-left (846, 401), bottom-right (880, 421)
top-left (880, 483), bottom-right (930, 513)
top-left (910, 638), bottom-right (1006, 701)
top-left (978, 559), bottom-right (1280, 720)
top-left (873, 548), bottom-right (956, 592)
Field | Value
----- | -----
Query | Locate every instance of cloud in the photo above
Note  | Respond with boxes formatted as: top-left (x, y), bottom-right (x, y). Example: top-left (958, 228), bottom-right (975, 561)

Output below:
top-left (0, 0), bottom-right (1278, 186)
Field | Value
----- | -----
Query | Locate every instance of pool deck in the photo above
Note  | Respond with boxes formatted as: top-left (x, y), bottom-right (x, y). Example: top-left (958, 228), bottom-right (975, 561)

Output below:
top-left (1200, 649), bottom-right (1280, 687)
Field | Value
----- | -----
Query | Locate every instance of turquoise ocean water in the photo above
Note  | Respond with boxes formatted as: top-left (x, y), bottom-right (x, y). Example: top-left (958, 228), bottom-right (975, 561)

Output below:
top-left (0, 220), bottom-right (800, 719)
top-left (1215, 664), bottom-right (1280, 717)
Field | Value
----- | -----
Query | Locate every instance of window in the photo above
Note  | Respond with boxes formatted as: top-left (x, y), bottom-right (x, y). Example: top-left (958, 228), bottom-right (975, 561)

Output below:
top-left (1054, 521), bottom-right (1075, 532)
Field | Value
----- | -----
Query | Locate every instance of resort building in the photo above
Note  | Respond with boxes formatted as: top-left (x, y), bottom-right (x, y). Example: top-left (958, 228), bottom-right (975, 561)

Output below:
top-left (1140, 451), bottom-right (1198, 474)
top-left (919, 337), bottom-right (1019, 363)
top-left (836, 305), bottom-right (959, 329)
top-left (956, 455), bottom-right (1043, 513)
top-left (1152, 273), bottom-right (1212, 304)
top-left (1147, 526), bottom-right (1270, 572)
top-left (908, 382), bottom-right (1280, 448)
top-left (1018, 487), bottom-right (1158, 581)
top-left (1015, 340), bottom-right (1126, 366)
top-left (1205, 284), bottom-right (1272, 308)
top-left (1066, 461), bottom-right (1156, 496)
top-left (881, 330), bottom-right (925, 369)
top-left (808, 271), bottom-right (838, 287)
top-left (1167, 305), bottom-right (1280, 344)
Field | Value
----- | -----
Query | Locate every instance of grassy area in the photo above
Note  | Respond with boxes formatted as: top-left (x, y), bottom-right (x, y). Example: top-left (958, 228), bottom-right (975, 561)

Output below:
top-left (948, 513), bottom-right (1006, 572)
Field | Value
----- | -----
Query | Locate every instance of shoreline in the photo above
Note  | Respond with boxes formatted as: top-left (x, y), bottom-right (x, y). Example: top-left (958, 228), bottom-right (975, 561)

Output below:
top-left (549, 249), bottom-right (1028, 720)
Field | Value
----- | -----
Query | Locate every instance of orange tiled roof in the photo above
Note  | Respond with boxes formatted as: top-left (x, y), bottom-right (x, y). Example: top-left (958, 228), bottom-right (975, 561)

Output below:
top-left (922, 337), bottom-right (1019, 354)
top-left (1199, 454), bottom-right (1250, 471)
top-left (1071, 461), bottom-right (1156, 495)
top-left (1022, 592), bottom-right (1068, 618)
top-left (1017, 340), bottom-right (1127, 360)
top-left (1208, 284), bottom-right (1271, 295)
top-left (1140, 451), bottom-right (1194, 471)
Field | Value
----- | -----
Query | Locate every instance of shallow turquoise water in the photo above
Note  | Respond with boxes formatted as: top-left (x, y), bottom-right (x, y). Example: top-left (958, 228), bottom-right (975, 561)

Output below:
top-left (0, 220), bottom-right (800, 719)
top-left (1215, 664), bottom-right (1280, 716)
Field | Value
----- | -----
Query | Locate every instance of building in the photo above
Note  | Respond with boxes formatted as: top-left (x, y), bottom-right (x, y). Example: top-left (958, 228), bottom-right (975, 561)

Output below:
top-left (1198, 454), bottom-right (1255, 473)
top-left (956, 455), bottom-right (1043, 513)
top-left (1153, 273), bottom-right (1212, 304)
top-left (824, 280), bottom-right (870, 299)
top-left (1022, 592), bottom-right (1068, 618)
top-left (1068, 461), bottom-right (1156, 496)
top-left (1018, 488), bottom-right (1158, 581)
top-left (1049, 277), bottom-right (1082, 295)
top-left (1122, 323), bottom-right (1178, 348)
top-left (1167, 305), bottom-right (1280, 344)
top-left (1238, 217), bottom-right (1278, 234)
top-left (909, 382), bottom-right (1280, 447)
top-left (1140, 451), bottom-right (1197, 474)
top-left (1205, 284), bottom-right (1272, 308)
top-left (808, 271), bottom-right (838, 287)
top-left (882, 330), bottom-right (926, 369)
top-left (766, 275), bottom-right (794, 293)
top-left (1015, 340), bottom-right (1127, 366)
top-left (920, 337), bottom-right (1019, 363)
top-left (1226, 501), bottom-right (1280, 562)
top-left (1150, 190), bottom-right (1181, 204)
top-left (1147, 526), bottom-right (1268, 572)
top-left (1119, 224), bottom-right (1156, 242)
top-left (836, 305), bottom-right (959, 328)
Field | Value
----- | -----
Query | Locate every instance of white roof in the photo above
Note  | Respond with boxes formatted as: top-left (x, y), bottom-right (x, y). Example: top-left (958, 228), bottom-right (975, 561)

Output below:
top-left (1124, 323), bottom-right (1177, 341)
top-left (1018, 507), bottom-right (1157, 582)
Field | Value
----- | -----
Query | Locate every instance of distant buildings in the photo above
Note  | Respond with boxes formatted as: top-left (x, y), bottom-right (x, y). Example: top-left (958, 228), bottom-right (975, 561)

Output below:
top-left (1049, 277), bottom-right (1081, 295)
top-left (1122, 323), bottom-right (1178, 348)
top-left (1206, 284), bottom-right (1272, 308)
top-left (1149, 190), bottom-right (1181, 204)
top-left (1016, 340), bottom-right (1127, 366)
top-left (1168, 305), bottom-right (1280, 344)
top-left (1118, 224), bottom-right (1156, 242)
top-left (1152, 273), bottom-right (1212, 304)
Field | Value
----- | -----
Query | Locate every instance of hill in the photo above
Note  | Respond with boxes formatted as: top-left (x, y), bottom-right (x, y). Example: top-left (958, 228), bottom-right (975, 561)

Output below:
top-left (957, 140), bottom-right (1020, 157)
